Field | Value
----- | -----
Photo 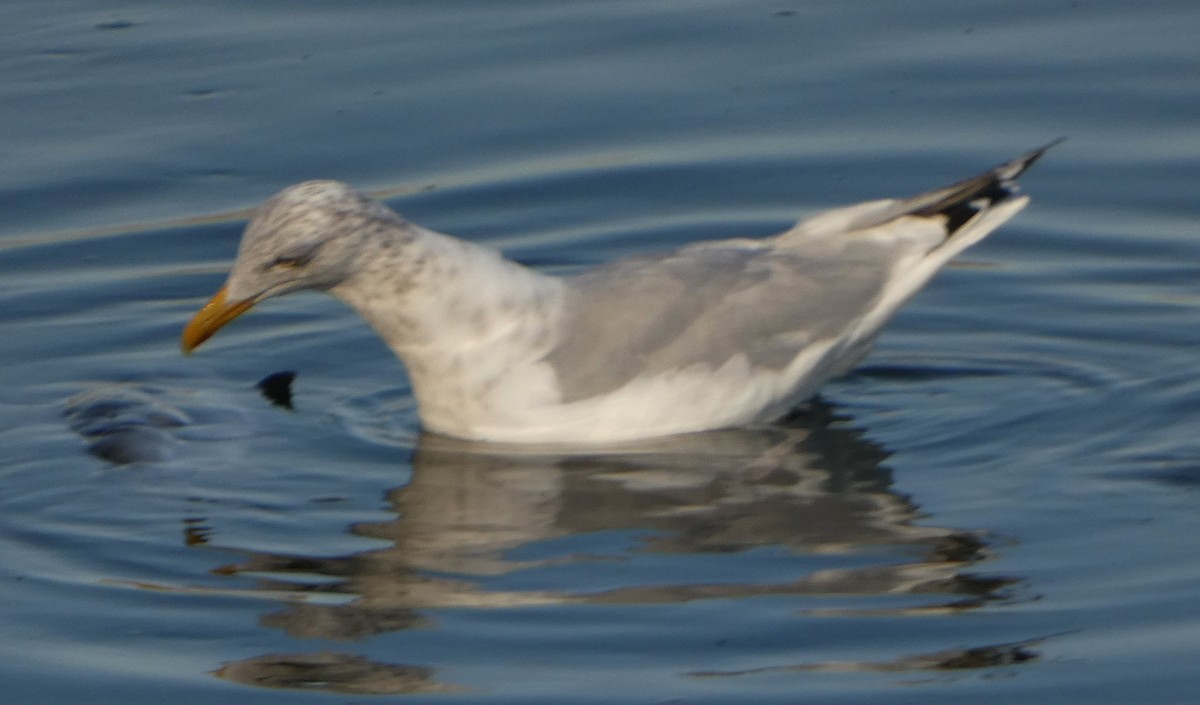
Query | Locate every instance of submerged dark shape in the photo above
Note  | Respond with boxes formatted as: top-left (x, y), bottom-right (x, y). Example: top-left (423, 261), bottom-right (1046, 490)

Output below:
top-left (64, 385), bottom-right (189, 464)
top-left (63, 382), bottom-right (254, 465)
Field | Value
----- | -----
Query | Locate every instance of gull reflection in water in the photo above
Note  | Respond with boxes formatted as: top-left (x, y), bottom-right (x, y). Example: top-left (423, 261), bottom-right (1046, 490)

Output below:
top-left (209, 405), bottom-right (1032, 695)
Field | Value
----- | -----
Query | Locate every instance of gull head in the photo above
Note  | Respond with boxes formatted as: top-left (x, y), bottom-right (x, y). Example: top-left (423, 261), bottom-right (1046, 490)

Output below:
top-left (181, 180), bottom-right (398, 353)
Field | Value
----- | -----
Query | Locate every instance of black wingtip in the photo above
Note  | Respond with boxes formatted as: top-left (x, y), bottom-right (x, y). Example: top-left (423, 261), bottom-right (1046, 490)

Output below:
top-left (909, 138), bottom-right (1063, 233)
top-left (997, 136), bottom-right (1066, 182)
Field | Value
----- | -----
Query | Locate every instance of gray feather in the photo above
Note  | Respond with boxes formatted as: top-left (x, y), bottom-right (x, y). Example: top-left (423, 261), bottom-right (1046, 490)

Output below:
top-left (544, 239), bottom-right (901, 402)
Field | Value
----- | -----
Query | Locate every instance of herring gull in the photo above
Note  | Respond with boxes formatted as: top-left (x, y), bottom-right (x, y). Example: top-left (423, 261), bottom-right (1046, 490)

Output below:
top-left (182, 141), bottom-right (1059, 443)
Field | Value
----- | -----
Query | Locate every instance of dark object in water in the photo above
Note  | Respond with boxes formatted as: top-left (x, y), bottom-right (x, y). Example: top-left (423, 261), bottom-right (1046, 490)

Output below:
top-left (64, 386), bottom-right (189, 464)
top-left (65, 382), bottom-right (255, 465)
top-left (257, 371), bottom-right (297, 410)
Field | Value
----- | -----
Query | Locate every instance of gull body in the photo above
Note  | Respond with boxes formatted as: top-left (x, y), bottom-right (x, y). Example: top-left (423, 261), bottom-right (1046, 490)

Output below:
top-left (183, 143), bottom-right (1058, 443)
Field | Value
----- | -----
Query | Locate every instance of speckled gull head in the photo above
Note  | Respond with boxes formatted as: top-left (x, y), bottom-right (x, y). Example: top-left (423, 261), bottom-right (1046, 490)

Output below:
top-left (182, 141), bottom-right (1060, 444)
top-left (181, 180), bottom-right (407, 351)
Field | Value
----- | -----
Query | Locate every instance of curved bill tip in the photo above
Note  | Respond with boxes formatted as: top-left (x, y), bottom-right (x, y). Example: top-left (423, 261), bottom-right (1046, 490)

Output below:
top-left (181, 285), bottom-right (255, 354)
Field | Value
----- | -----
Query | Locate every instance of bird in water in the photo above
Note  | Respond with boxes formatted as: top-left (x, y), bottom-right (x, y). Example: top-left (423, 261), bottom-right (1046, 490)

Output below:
top-left (182, 141), bottom-right (1059, 444)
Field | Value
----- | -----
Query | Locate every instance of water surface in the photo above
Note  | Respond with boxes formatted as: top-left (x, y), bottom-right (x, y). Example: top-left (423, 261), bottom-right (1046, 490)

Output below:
top-left (2, 1), bottom-right (1200, 703)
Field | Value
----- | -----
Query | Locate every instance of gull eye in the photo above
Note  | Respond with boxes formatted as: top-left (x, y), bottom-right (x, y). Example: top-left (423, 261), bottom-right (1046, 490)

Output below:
top-left (268, 255), bottom-right (310, 270)
top-left (261, 242), bottom-right (322, 272)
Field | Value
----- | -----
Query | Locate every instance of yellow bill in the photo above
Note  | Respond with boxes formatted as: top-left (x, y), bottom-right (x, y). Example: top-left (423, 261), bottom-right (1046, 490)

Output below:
top-left (181, 285), bottom-right (256, 354)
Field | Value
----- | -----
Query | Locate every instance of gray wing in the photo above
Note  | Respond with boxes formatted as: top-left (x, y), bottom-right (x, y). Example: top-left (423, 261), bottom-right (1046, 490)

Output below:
top-left (540, 140), bottom-right (1061, 403)
top-left (543, 239), bottom-right (901, 402)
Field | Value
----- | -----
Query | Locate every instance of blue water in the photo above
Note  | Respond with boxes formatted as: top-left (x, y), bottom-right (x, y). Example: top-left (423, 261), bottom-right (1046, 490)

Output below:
top-left (3, 1), bottom-right (1200, 703)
